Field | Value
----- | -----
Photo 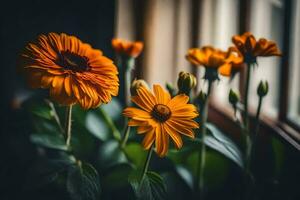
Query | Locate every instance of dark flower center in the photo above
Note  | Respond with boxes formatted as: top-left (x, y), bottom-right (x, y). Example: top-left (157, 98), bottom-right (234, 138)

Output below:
top-left (58, 51), bottom-right (89, 72)
top-left (152, 104), bottom-right (171, 122)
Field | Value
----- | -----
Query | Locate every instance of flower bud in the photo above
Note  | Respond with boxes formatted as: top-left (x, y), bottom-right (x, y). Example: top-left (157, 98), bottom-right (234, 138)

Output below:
top-left (228, 89), bottom-right (240, 106)
top-left (130, 79), bottom-right (149, 96)
top-left (257, 81), bottom-right (268, 97)
top-left (177, 71), bottom-right (197, 95)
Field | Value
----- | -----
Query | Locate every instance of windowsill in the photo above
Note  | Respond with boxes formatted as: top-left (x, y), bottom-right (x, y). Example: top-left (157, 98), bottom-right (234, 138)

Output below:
top-left (208, 101), bottom-right (300, 151)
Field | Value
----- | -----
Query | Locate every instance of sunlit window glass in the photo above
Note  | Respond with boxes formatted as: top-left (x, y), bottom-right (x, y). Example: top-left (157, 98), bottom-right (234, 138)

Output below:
top-left (249, 0), bottom-right (284, 117)
top-left (288, 0), bottom-right (300, 125)
top-left (210, 0), bottom-right (239, 106)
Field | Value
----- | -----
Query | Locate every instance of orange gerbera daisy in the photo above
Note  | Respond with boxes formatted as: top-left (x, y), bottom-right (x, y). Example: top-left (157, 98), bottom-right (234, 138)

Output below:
top-left (112, 38), bottom-right (143, 58)
top-left (219, 47), bottom-right (244, 77)
top-left (232, 32), bottom-right (281, 64)
top-left (123, 85), bottom-right (199, 157)
top-left (21, 33), bottom-right (119, 109)
top-left (186, 46), bottom-right (227, 68)
top-left (186, 46), bottom-right (230, 80)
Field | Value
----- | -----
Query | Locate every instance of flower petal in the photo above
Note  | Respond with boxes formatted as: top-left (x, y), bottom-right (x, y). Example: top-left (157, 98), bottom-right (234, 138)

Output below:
top-left (142, 128), bottom-right (155, 149)
top-left (153, 84), bottom-right (170, 104)
top-left (163, 123), bottom-right (183, 149)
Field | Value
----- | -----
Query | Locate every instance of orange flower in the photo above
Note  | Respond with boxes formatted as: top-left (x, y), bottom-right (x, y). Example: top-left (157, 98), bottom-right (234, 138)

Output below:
top-left (232, 32), bottom-right (281, 63)
top-left (123, 85), bottom-right (199, 157)
top-left (21, 33), bottom-right (119, 109)
top-left (186, 46), bottom-right (227, 68)
top-left (112, 38), bottom-right (143, 58)
top-left (186, 46), bottom-right (233, 80)
top-left (219, 47), bottom-right (244, 77)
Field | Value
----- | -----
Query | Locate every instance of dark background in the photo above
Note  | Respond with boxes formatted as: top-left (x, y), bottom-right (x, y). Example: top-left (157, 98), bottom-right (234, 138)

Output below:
top-left (0, 0), bottom-right (115, 199)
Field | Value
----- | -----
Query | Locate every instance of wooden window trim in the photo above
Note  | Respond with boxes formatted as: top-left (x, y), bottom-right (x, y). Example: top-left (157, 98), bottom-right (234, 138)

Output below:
top-left (209, 102), bottom-right (300, 151)
top-left (278, 0), bottom-right (291, 121)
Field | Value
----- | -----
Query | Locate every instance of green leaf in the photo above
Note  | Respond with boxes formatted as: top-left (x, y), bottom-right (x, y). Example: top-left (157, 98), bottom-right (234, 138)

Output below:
top-left (30, 121), bottom-right (68, 151)
top-left (175, 165), bottom-right (193, 189)
top-left (98, 107), bottom-right (121, 141)
top-left (85, 111), bottom-right (109, 141)
top-left (124, 142), bottom-right (147, 170)
top-left (102, 163), bottom-right (134, 188)
top-left (205, 123), bottom-right (244, 168)
top-left (30, 103), bottom-right (53, 120)
top-left (30, 132), bottom-right (67, 151)
top-left (271, 136), bottom-right (285, 177)
top-left (167, 147), bottom-right (194, 165)
top-left (101, 98), bottom-right (122, 121)
top-left (97, 140), bottom-right (127, 170)
top-left (24, 154), bottom-right (76, 190)
top-left (130, 171), bottom-right (167, 200)
top-left (67, 162), bottom-right (101, 200)
top-left (185, 150), bottom-right (230, 188)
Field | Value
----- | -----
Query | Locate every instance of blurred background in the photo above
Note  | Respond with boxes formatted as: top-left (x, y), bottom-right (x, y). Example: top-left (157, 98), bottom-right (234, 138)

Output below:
top-left (0, 0), bottom-right (299, 199)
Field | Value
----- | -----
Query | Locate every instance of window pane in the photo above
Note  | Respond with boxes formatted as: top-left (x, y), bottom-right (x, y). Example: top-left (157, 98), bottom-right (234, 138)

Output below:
top-left (288, 0), bottom-right (300, 125)
top-left (197, 0), bottom-right (239, 101)
top-left (249, 0), bottom-right (284, 117)
top-left (211, 0), bottom-right (239, 106)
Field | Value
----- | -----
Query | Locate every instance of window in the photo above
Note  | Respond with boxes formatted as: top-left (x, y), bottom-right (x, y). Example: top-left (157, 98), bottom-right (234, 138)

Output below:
top-left (248, 0), bottom-right (284, 117)
top-left (115, 0), bottom-right (300, 140)
top-left (195, 0), bottom-right (239, 102)
top-left (288, 0), bottom-right (300, 126)
top-left (207, 0), bottom-right (240, 106)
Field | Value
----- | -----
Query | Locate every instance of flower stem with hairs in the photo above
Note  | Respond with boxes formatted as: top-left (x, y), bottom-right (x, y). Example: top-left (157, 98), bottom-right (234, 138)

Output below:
top-left (65, 105), bottom-right (73, 148)
top-left (125, 58), bottom-right (135, 106)
top-left (120, 57), bottom-right (135, 147)
top-left (120, 57), bottom-right (135, 107)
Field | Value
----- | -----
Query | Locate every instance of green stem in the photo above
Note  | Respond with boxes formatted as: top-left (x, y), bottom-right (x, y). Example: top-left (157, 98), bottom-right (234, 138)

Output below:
top-left (254, 97), bottom-right (263, 137)
top-left (195, 80), bottom-right (213, 197)
top-left (244, 97), bottom-right (264, 200)
top-left (125, 67), bottom-right (131, 106)
top-left (243, 63), bottom-right (252, 170)
top-left (121, 57), bottom-right (134, 107)
top-left (140, 144), bottom-right (154, 183)
top-left (99, 107), bottom-right (121, 141)
top-left (243, 63), bottom-right (253, 200)
top-left (244, 63), bottom-right (251, 131)
top-left (247, 96), bottom-right (263, 171)
top-left (120, 123), bottom-right (131, 148)
top-left (65, 105), bottom-right (73, 148)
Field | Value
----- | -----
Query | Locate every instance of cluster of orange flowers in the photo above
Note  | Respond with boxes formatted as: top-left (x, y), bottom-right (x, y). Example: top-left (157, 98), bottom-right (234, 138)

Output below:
top-left (20, 32), bottom-right (281, 157)
top-left (186, 32), bottom-right (281, 79)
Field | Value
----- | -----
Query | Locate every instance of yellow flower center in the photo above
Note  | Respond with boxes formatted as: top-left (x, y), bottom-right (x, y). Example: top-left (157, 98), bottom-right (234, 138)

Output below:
top-left (152, 104), bottom-right (171, 122)
top-left (59, 51), bottom-right (89, 72)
